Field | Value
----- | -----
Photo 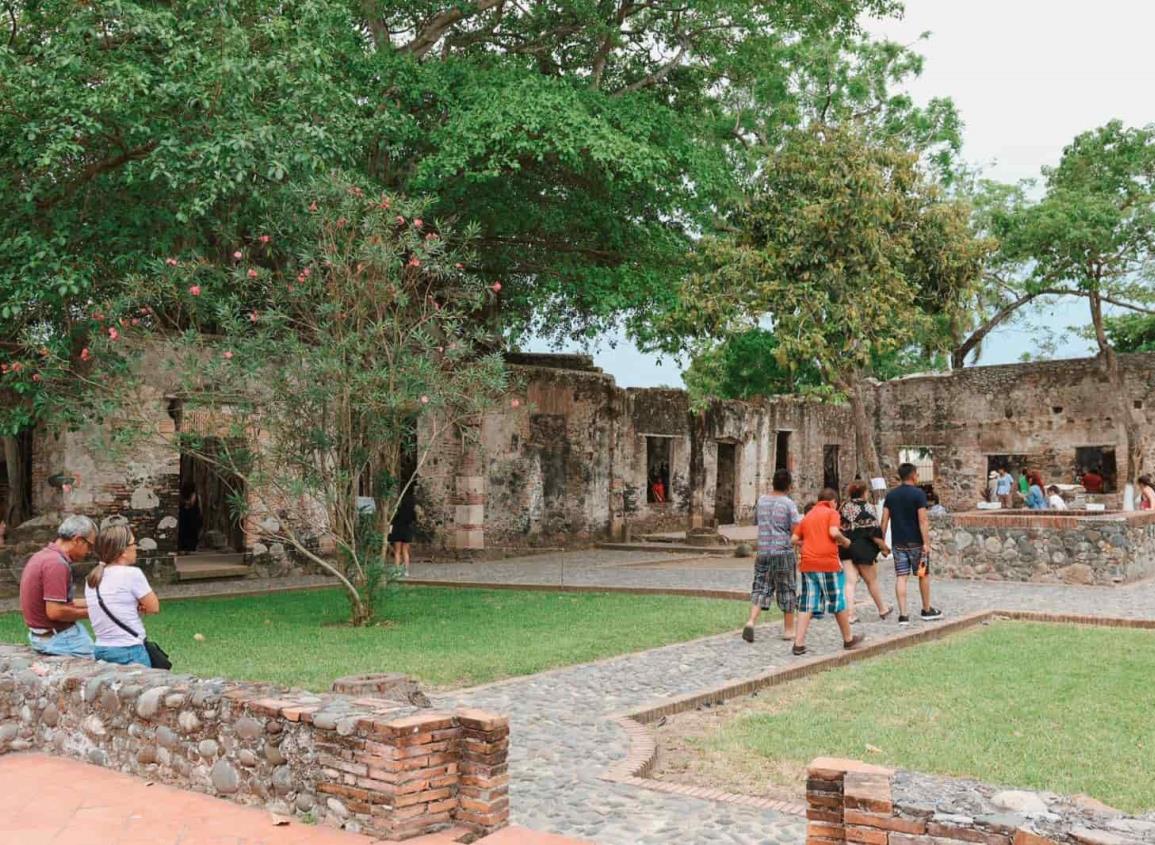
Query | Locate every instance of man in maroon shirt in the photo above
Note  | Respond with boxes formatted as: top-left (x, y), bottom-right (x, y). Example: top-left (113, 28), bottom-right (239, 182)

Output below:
top-left (20, 515), bottom-right (97, 657)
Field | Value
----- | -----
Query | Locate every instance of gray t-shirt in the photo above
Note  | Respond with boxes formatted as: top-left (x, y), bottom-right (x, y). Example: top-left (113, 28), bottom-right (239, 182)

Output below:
top-left (756, 494), bottom-right (801, 556)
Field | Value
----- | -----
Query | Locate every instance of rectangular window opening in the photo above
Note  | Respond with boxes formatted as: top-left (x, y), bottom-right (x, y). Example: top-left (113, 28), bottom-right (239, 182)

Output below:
top-left (898, 446), bottom-right (936, 484)
top-left (1075, 446), bottom-right (1118, 493)
top-left (645, 436), bottom-right (672, 504)
top-left (774, 431), bottom-right (791, 472)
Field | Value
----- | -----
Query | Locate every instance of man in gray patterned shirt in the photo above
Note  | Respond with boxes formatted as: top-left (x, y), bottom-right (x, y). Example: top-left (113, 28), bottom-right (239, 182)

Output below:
top-left (742, 469), bottom-right (801, 643)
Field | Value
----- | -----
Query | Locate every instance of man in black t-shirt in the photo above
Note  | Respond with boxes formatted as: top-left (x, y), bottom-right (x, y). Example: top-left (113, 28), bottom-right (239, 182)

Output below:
top-left (881, 463), bottom-right (943, 626)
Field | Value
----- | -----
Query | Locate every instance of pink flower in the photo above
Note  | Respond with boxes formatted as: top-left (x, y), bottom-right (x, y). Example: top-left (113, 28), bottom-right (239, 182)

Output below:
top-left (408, 257), bottom-right (421, 268)
top-left (247, 269), bottom-right (258, 279)
top-left (32, 373), bottom-right (42, 382)
top-left (379, 198), bottom-right (391, 209)
top-left (165, 258), bottom-right (179, 267)
top-left (189, 285), bottom-right (202, 296)
top-left (336, 217), bottom-right (347, 229)
top-left (11, 362), bottom-right (22, 373)
top-left (258, 234), bottom-right (271, 244)
top-left (249, 311), bottom-right (259, 323)
top-left (511, 398), bottom-right (521, 408)
top-left (223, 350), bottom-right (233, 360)
top-left (80, 348), bottom-right (91, 362)
top-left (413, 218), bottom-right (424, 229)
top-left (2, 364), bottom-right (9, 374)
top-left (61, 483), bottom-right (72, 494)
top-left (308, 201), bottom-right (318, 213)
top-left (420, 395), bottom-right (429, 405)
top-left (395, 215), bottom-right (405, 225)
top-left (302, 268), bottom-right (312, 278)
top-left (233, 251), bottom-right (243, 260)
top-left (108, 328), bottom-right (119, 341)
top-left (491, 281), bottom-right (502, 293)
top-left (131, 318), bottom-right (140, 326)
top-left (425, 233), bottom-right (438, 241)
top-left (455, 263), bottom-right (464, 270)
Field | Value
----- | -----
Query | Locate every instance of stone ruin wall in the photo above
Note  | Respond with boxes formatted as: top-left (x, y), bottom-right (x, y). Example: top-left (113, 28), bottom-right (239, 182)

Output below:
top-left (0, 644), bottom-right (510, 841)
top-left (871, 353), bottom-right (1155, 512)
top-left (805, 756), bottom-right (1155, 845)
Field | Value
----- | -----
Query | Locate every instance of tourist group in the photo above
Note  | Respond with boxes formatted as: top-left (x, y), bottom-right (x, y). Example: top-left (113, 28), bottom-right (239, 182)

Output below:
top-left (742, 463), bottom-right (943, 656)
top-left (17, 515), bottom-right (167, 669)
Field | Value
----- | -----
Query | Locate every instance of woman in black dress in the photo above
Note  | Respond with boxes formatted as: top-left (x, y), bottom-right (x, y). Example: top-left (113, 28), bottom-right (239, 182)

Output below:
top-left (177, 484), bottom-right (202, 553)
top-left (839, 481), bottom-right (893, 624)
top-left (388, 490), bottom-right (417, 576)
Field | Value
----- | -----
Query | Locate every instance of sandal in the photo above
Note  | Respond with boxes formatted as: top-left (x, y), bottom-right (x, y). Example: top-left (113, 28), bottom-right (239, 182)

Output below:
top-left (843, 634), bottom-right (866, 650)
top-left (879, 606), bottom-right (894, 620)
top-left (792, 644), bottom-right (808, 656)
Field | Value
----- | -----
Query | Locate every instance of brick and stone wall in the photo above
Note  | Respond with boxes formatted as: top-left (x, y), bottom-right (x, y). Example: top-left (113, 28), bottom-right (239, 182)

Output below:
top-left (806, 757), bottom-right (1155, 845)
top-left (930, 510), bottom-right (1155, 585)
top-left (0, 645), bottom-right (509, 840)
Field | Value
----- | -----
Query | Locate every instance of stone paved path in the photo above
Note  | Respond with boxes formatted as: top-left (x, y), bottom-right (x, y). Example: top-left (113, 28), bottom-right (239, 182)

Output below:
top-left (411, 550), bottom-right (1155, 845)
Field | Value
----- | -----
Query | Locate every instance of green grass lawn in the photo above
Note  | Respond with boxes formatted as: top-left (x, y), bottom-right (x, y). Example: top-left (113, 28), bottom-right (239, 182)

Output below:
top-left (0, 586), bottom-right (746, 690)
top-left (684, 622), bottom-right (1155, 813)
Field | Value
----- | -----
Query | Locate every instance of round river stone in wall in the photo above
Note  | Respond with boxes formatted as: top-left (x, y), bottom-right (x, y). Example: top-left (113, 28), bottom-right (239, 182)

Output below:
top-left (198, 739), bottom-right (220, 759)
top-left (211, 759), bottom-right (240, 795)
top-left (156, 726), bottom-right (180, 750)
top-left (234, 717), bottom-right (263, 741)
top-left (135, 687), bottom-right (170, 720)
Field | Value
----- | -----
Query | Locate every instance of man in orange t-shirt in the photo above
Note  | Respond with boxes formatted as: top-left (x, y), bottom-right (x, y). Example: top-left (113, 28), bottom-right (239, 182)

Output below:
top-left (790, 488), bottom-right (865, 656)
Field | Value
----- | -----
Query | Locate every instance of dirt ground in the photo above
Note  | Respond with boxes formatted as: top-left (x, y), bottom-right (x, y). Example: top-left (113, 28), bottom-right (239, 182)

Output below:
top-left (648, 685), bottom-right (811, 803)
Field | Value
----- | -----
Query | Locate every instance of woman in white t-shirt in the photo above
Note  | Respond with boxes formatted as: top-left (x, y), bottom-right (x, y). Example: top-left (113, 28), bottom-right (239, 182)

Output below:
top-left (84, 524), bottom-right (160, 667)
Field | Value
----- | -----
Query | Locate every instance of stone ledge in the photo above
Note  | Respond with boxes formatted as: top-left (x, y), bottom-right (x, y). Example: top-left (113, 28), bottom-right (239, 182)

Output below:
top-left (0, 644), bottom-right (509, 841)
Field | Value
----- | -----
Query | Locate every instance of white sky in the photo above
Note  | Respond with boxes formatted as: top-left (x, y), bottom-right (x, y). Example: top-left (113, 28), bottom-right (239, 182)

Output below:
top-left (529, 0), bottom-right (1155, 387)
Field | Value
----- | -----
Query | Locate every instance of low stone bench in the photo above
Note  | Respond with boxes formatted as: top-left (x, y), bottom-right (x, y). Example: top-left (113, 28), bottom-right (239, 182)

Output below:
top-left (0, 644), bottom-right (509, 840)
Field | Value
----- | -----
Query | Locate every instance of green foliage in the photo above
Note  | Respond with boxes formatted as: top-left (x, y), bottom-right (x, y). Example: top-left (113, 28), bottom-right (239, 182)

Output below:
top-left (684, 330), bottom-right (825, 401)
top-left (1106, 313), bottom-right (1155, 353)
top-left (657, 125), bottom-right (987, 387)
top-left (92, 176), bottom-right (509, 625)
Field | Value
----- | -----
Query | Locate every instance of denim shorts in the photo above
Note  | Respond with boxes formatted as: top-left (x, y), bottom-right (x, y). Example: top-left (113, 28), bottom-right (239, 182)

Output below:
top-left (28, 624), bottom-right (95, 658)
top-left (894, 545), bottom-right (929, 577)
top-left (95, 644), bottom-right (152, 668)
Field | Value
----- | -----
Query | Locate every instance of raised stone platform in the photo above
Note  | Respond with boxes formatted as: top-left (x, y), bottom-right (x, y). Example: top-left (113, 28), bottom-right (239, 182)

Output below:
top-left (930, 510), bottom-right (1155, 585)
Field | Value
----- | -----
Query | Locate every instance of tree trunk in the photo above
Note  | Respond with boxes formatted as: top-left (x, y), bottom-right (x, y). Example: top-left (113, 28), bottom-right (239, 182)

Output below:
top-left (3, 432), bottom-right (31, 527)
top-left (843, 380), bottom-right (884, 483)
top-left (1089, 292), bottom-right (1145, 482)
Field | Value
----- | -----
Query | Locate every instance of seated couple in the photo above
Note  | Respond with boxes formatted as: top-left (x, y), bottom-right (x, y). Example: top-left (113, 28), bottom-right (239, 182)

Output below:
top-left (19, 515), bottom-right (161, 668)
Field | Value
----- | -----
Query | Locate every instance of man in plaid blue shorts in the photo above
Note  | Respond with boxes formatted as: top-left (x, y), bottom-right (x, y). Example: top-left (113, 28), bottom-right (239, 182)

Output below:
top-left (790, 488), bottom-right (865, 656)
top-left (742, 469), bottom-right (801, 643)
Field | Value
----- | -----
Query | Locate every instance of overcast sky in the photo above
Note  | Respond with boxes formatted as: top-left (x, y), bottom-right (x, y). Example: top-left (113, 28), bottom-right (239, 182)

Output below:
top-left (528, 0), bottom-right (1155, 387)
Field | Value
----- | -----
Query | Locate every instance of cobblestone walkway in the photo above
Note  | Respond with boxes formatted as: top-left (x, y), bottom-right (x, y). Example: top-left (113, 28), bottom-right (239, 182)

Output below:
top-left (413, 550), bottom-right (1155, 845)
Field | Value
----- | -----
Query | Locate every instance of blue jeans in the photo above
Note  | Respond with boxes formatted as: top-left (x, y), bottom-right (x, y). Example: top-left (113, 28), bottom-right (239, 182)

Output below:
top-left (95, 644), bottom-right (152, 668)
top-left (28, 624), bottom-right (95, 658)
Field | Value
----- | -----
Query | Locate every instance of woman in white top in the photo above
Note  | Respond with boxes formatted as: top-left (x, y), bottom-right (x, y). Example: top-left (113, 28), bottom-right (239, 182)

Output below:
top-left (1046, 486), bottom-right (1068, 511)
top-left (84, 524), bottom-right (160, 667)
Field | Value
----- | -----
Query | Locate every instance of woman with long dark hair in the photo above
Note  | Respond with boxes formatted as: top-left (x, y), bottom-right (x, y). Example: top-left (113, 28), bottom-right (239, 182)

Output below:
top-left (838, 481), bottom-right (893, 624)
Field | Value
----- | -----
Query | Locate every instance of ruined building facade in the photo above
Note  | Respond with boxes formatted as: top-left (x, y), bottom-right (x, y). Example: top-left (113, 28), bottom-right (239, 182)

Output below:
top-left (4, 351), bottom-right (1155, 565)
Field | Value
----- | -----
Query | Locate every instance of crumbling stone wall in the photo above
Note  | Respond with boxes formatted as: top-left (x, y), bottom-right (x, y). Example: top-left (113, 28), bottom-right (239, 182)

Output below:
top-left (0, 644), bottom-right (509, 840)
top-left (929, 511), bottom-right (1155, 585)
top-left (871, 354), bottom-right (1155, 511)
top-left (806, 756), bottom-right (1155, 845)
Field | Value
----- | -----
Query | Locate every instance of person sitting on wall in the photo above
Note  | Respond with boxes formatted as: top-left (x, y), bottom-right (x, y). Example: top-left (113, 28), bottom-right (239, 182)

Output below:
top-left (19, 514), bottom-right (98, 658)
top-left (1025, 471), bottom-right (1048, 509)
top-left (85, 524), bottom-right (161, 667)
top-left (1137, 475), bottom-right (1155, 511)
top-left (927, 492), bottom-right (949, 516)
top-left (1046, 485), bottom-right (1068, 511)
top-left (1082, 466), bottom-right (1105, 494)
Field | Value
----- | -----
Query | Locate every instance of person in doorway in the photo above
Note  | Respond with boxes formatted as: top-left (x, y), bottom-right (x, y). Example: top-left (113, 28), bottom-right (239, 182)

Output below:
top-left (790, 488), bottom-right (864, 655)
top-left (1046, 485), bottom-right (1068, 511)
top-left (927, 492), bottom-right (948, 516)
top-left (650, 470), bottom-right (666, 504)
top-left (85, 524), bottom-right (160, 667)
top-left (742, 469), bottom-right (801, 643)
top-left (995, 467), bottom-right (1015, 509)
top-left (20, 515), bottom-right (97, 657)
top-left (177, 484), bottom-right (202, 553)
top-left (1017, 470), bottom-right (1030, 498)
top-left (1137, 475), bottom-right (1155, 511)
top-left (1025, 471), bottom-right (1048, 509)
top-left (881, 464), bottom-right (943, 625)
top-left (987, 470), bottom-right (999, 503)
top-left (389, 489), bottom-right (417, 576)
top-left (1082, 466), bottom-right (1105, 494)
top-left (838, 481), bottom-right (893, 624)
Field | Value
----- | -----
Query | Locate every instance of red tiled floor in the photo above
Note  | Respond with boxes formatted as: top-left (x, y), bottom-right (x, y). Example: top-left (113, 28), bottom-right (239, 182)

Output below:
top-left (0, 755), bottom-right (588, 845)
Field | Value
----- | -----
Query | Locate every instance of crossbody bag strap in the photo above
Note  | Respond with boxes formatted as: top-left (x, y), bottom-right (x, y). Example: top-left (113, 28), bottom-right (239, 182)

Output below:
top-left (95, 581), bottom-right (143, 641)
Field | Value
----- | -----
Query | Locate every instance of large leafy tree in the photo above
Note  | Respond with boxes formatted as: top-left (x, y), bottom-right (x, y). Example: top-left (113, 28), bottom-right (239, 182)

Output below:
top-left (656, 124), bottom-right (989, 478)
top-left (972, 122), bottom-right (1155, 480)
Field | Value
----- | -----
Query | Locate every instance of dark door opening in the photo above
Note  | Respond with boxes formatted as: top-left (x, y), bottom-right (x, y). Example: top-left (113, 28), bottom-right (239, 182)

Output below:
top-left (179, 440), bottom-right (246, 554)
top-left (774, 431), bottom-right (791, 472)
top-left (823, 445), bottom-right (840, 492)
top-left (715, 442), bottom-right (737, 525)
top-left (1075, 446), bottom-right (1118, 493)
top-left (645, 437), bottom-right (672, 504)
top-left (1, 430), bottom-right (33, 527)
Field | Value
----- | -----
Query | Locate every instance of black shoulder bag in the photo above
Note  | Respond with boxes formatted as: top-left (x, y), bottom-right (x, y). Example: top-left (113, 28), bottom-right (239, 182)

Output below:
top-left (94, 582), bottom-right (172, 670)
